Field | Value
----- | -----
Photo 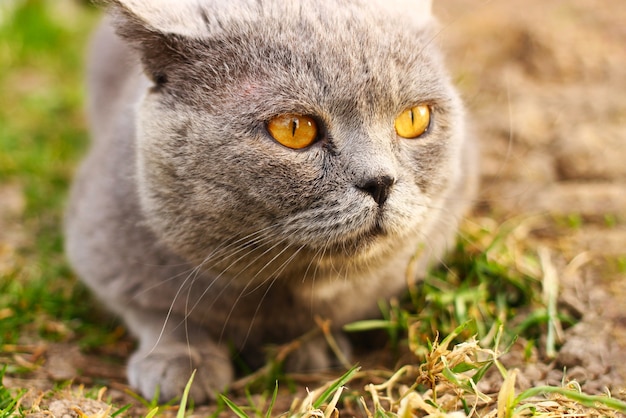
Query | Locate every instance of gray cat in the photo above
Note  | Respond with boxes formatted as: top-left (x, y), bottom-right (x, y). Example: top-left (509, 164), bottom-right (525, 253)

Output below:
top-left (65, 0), bottom-right (478, 403)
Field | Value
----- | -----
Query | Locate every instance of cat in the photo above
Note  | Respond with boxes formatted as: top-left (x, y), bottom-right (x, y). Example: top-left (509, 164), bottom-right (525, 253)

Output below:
top-left (65, 0), bottom-right (478, 403)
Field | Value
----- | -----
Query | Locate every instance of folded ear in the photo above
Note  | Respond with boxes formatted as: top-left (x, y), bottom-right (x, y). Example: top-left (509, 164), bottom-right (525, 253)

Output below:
top-left (103, 0), bottom-right (212, 86)
top-left (104, 0), bottom-right (266, 84)
top-left (372, 0), bottom-right (433, 28)
top-left (107, 0), bottom-right (211, 37)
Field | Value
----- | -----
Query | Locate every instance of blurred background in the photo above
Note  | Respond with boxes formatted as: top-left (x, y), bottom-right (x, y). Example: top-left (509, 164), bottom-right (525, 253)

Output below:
top-left (0, 0), bottom-right (624, 413)
top-left (0, 0), bottom-right (100, 344)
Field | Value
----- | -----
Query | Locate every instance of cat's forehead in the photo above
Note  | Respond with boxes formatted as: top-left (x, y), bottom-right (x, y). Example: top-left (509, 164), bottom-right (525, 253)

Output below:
top-left (214, 21), bottom-right (446, 120)
top-left (244, 28), bottom-right (444, 113)
top-left (158, 28), bottom-right (442, 132)
top-left (119, 0), bottom-right (448, 119)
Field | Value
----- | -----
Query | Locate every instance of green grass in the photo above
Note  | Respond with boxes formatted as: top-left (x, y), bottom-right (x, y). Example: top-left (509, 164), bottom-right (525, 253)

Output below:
top-left (0, 366), bottom-right (25, 418)
top-left (0, 1), bottom-right (623, 417)
top-left (0, 0), bottom-right (121, 389)
top-left (0, 0), bottom-right (102, 348)
top-left (345, 217), bottom-right (567, 357)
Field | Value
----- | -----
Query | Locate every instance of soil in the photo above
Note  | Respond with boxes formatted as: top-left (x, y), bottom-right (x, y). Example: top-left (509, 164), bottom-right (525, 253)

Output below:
top-left (2, 0), bottom-right (625, 416)
top-left (436, 0), bottom-right (626, 405)
top-left (435, 0), bottom-right (626, 389)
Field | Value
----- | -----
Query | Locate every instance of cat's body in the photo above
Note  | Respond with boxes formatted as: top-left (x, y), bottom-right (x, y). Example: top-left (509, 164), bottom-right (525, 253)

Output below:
top-left (65, 0), bottom-right (478, 402)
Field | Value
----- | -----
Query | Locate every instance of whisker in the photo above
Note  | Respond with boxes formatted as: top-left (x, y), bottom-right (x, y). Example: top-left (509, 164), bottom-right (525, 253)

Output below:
top-left (217, 226), bottom-right (306, 342)
top-left (178, 226), bottom-right (283, 323)
top-left (239, 243), bottom-right (308, 348)
top-left (148, 224), bottom-right (281, 349)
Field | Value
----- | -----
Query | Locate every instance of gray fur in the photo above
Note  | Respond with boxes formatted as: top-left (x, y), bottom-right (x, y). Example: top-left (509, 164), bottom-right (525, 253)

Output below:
top-left (65, 0), bottom-right (478, 403)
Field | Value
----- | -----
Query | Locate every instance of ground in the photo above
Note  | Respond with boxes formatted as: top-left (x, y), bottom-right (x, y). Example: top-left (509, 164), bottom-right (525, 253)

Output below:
top-left (0, 0), bottom-right (624, 416)
top-left (435, 0), bottom-right (626, 387)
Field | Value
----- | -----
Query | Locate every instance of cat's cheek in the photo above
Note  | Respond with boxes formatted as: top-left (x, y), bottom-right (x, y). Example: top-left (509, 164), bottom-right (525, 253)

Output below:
top-left (383, 190), bottom-right (430, 235)
top-left (247, 148), bottom-right (328, 208)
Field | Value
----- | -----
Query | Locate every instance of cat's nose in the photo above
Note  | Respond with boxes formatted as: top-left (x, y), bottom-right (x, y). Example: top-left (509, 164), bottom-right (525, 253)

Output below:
top-left (357, 175), bottom-right (395, 207)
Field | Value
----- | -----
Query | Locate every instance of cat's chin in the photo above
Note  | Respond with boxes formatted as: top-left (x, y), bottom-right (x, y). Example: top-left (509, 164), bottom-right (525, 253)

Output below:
top-left (308, 221), bottom-right (397, 262)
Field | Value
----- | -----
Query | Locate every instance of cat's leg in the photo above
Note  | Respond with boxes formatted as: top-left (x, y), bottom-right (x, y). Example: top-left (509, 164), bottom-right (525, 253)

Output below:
top-left (123, 308), bottom-right (233, 403)
top-left (284, 331), bottom-right (352, 372)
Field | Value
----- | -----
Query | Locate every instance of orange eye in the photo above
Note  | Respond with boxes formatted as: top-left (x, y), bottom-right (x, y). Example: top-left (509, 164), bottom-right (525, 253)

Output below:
top-left (394, 105), bottom-right (431, 139)
top-left (267, 114), bottom-right (318, 149)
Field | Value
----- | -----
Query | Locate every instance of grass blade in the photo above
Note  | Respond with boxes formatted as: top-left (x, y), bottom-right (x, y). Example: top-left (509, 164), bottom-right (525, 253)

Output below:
top-left (515, 386), bottom-right (626, 413)
top-left (144, 407), bottom-right (160, 418)
top-left (343, 319), bottom-right (395, 332)
top-left (111, 404), bottom-right (132, 417)
top-left (312, 365), bottom-right (360, 409)
top-left (221, 394), bottom-right (250, 418)
top-left (497, 369), bottom-right (517, 418)
top-left (264, 381), bottom-right (279, 418)
top-left (176, 369), bottom-right (196, 418)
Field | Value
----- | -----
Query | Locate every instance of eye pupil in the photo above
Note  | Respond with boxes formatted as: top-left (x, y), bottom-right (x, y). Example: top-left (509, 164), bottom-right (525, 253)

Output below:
top-left (291, 119), bottom-right (298, 137)
top-left (395, 105), bottom-right (431, 139)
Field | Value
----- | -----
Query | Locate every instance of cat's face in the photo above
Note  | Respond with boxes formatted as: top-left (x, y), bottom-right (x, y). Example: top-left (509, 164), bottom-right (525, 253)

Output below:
top-left (113, 0), bottom-right (466, 278)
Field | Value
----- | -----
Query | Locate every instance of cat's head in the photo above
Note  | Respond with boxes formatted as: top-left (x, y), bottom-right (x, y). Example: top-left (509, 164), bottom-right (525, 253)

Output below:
top-left (107, 0), bottom-right (469, 279)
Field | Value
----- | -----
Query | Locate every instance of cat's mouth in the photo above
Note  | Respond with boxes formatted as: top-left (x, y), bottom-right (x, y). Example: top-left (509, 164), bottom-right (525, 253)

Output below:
top-left (367, 218), bottom-right (387, 238)
top-left (279, 203), bottom-right (397, 258)
top-left (319, 216), bottom-right (390, 257)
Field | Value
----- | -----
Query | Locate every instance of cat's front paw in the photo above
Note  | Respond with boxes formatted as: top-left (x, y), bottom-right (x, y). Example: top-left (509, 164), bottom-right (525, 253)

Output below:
top-left (284, 332), bottom-right (352, 372)
top-left (128, 342), bottom-right (233, 404)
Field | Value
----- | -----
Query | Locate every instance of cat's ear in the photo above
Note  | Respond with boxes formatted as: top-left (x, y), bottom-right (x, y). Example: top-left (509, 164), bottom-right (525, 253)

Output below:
top-left (106, 0), bottom-right (212, 38)
top-left (374, 0), bottom-right (433, 28)
top-left (103, 0), bottom-right (213, 86)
